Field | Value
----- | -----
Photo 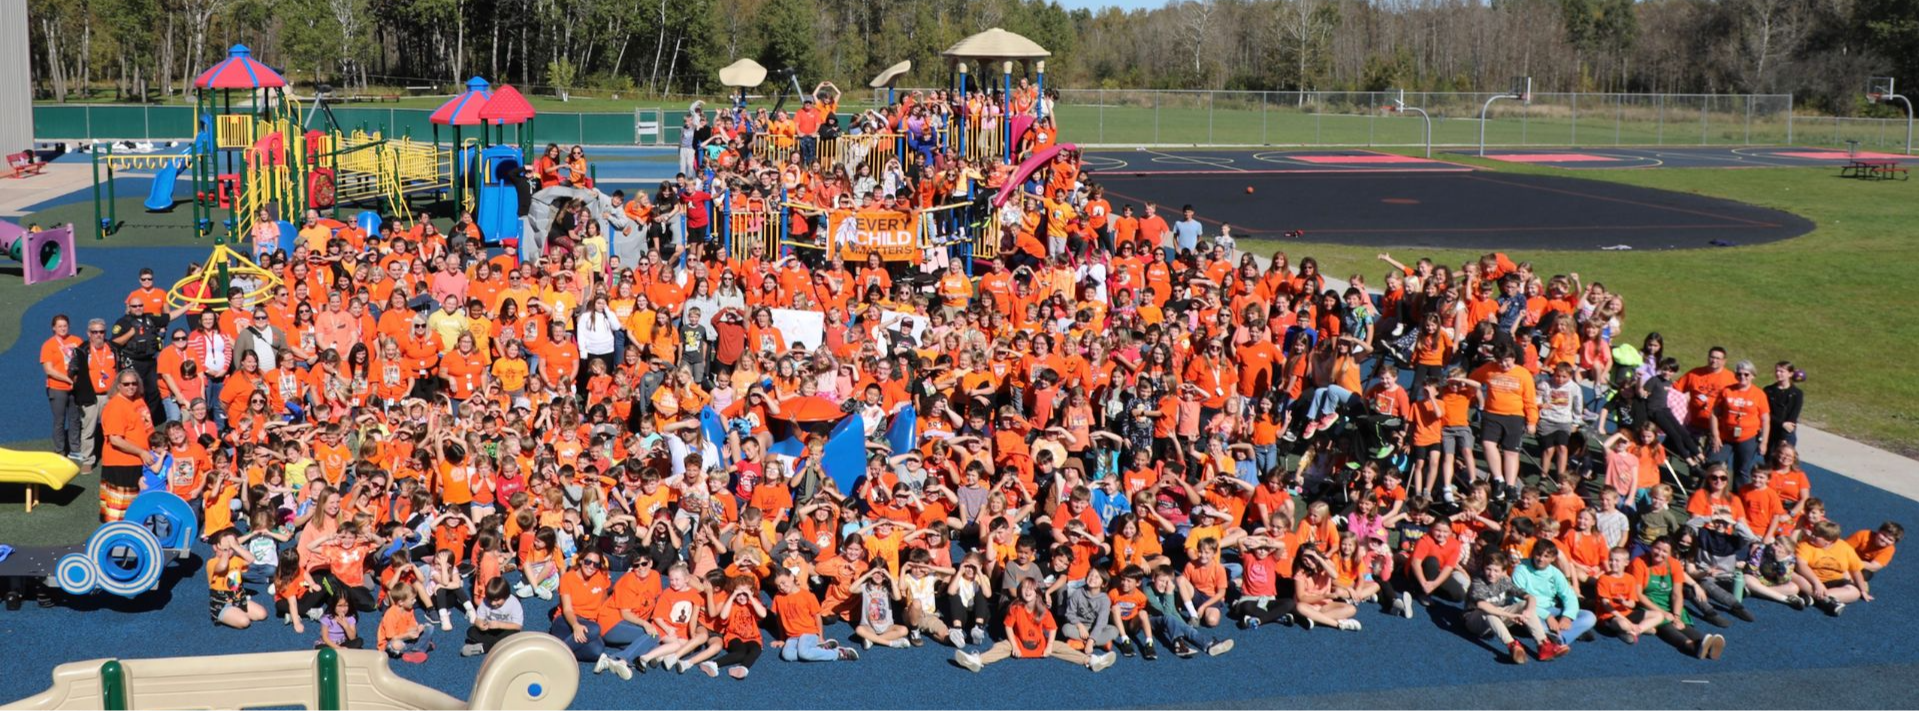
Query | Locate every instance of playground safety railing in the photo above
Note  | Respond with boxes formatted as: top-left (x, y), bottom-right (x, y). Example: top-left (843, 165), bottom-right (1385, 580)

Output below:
top-left (749, 133), bottom-right (905, 177)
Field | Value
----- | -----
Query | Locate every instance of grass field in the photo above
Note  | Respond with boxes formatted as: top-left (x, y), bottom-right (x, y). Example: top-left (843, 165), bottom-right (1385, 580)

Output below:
top-left (1225, 153), bottom-right (1918, 455)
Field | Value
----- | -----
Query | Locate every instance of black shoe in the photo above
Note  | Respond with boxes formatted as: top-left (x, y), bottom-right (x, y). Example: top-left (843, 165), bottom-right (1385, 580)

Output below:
top-left (1140, 642), bottom-right (1159, 661)
top-left (1577, 630), bottom-right (1597, 643)
top-left (1787, 595), bottom-right (1808, 611)
top-left (1730, 606), bottom-right (1755, 623)
top-left (1117, 638), bottom-right (1136, 657)
top-left (4, 593), bottom-right (19, 612)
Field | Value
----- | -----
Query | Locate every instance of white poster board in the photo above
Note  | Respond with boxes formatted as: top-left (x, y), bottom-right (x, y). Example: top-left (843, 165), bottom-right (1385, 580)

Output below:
top-left (768, 308), bottom-right (826, 350)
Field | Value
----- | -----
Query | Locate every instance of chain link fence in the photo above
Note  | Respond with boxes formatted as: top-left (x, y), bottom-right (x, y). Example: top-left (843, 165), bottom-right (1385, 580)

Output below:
top-left (33, 95), bottom-right (1915, 152)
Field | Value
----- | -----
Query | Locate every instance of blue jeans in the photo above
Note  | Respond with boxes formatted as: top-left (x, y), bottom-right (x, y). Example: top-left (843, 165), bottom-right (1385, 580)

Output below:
top-left (1543, 607), bottom-right (1596, 645)
top-left (779, 633), bottom-right (841, 662)
top-left (1252, 444), bottom-right (1279, 477)
top-left (1154, 610), bottom-right (1205, 646)
top-left (1307, 385), bottom-right (1355, 420)
top-left (548, 615), bottom-right (606, 661)
top-left (601, 620), bottom-right (661, 663)
top-left (392, 622), bottom-right (434, 654)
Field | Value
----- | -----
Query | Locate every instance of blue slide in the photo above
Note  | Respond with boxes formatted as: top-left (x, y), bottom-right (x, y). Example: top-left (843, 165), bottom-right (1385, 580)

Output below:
top-left (145, 118), bottom-right (213, 212)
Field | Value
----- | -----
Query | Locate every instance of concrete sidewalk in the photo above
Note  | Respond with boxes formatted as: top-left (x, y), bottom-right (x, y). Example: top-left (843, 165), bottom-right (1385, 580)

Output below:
top-left (0, 163), bottom-right (96, 218)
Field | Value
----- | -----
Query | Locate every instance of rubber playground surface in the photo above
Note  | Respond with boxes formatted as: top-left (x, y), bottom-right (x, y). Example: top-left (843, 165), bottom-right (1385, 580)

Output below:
top-left (1460, 146), bottom-right (1916, 170)
top-left (0, 156), bottom-right (1911, 709)
top-left (1089, 150), bottom-right (1803, 251)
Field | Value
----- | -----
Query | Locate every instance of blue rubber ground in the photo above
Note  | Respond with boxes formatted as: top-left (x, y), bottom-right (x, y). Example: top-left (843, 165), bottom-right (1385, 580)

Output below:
top-left (1, 190), bottom-right (1914, 708)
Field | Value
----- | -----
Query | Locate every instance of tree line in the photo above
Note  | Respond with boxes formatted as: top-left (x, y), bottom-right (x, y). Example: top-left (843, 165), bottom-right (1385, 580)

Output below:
top-left (27, 0), bottom-right (1919, 115)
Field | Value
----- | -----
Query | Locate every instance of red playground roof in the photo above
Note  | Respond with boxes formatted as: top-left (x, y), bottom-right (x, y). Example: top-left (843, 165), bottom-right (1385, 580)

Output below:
top-left (430, 77), bottom-right (494, 126)
top-left (478, 85), bottom-right (537, 125)
top-left (194, 45), bottom-right (288, 90)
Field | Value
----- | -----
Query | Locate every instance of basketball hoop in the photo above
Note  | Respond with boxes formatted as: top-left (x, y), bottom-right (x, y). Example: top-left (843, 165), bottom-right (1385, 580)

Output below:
top-left (1869, 93), bottom-right (1885, 105)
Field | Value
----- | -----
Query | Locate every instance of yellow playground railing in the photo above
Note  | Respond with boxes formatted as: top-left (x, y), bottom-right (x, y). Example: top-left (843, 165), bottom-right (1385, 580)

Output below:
top-left (750, 133), bottom-right (904, 177)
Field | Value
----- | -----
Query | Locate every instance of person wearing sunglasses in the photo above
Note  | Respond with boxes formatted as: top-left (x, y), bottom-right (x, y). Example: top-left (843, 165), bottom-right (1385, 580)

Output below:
top-left (1707, 360), bottom-right (1772, 484)
top-left (99, 369), bottom-right (157, 522)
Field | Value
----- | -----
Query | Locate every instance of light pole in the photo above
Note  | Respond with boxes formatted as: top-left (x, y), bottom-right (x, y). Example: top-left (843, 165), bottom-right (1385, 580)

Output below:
top-left (1392, 89), bottom-right (1432, 158)
top-left (1479, 76), bottom-right (1531, 156)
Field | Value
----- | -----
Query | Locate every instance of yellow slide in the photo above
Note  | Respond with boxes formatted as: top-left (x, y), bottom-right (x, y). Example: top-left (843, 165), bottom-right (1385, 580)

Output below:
top-left (0, 447), bottom-right (80, 513)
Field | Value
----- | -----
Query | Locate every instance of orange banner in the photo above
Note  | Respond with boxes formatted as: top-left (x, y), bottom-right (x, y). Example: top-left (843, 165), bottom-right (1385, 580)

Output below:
top-left (828, 209), bottom-right (921, 263)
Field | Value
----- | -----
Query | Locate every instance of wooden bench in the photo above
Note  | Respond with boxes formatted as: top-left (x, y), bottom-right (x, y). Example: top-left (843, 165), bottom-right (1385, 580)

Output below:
top-left (6, 151), bottom-right (44, 178)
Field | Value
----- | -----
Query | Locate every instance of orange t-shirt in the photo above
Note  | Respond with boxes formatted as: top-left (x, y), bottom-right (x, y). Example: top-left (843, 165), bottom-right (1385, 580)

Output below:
top-left (1007, 604), bottom-right (1056, 659)
top-left (653, 587), bottom-right (705, 638)
top-left (100, 394), bottom-right (155, 468)
top-left (558, 570), bottom-right (611, 626)
top-left (772, 590), bottom-right (823, 639)
top-left (39, 335), bottom-right (80, 391)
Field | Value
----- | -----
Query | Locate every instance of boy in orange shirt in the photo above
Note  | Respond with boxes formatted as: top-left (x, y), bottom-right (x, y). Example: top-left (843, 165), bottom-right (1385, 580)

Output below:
top-left (770, 571), bottom-right (860, 662)
top-left (377, 584), bottom-right (433, 663)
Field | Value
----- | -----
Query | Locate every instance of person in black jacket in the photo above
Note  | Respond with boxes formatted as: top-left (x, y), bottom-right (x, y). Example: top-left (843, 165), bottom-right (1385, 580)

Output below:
top-left (1764, 360), bottom-right (1804, 459)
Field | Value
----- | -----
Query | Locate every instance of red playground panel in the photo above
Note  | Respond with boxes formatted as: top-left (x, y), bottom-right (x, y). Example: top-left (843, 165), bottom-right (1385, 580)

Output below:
top-left (1776, 150), bottom-right (1909, 161)
top-left (1481, 153), bottom-right (1622, 163)
top-left (1289, 154), bottom-right (1445, 164)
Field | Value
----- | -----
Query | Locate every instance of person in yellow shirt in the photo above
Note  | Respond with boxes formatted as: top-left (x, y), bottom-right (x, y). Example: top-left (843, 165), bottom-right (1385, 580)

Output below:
top-left (1797, 520), bottom-right (1871, 614)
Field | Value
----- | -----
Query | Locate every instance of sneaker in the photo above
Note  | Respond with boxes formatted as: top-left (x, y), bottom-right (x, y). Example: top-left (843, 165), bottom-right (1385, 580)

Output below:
top-left (1316, 412), bottom-right (1339, 431)
top-left (909, 629), bottom-right (924, 647)
top-left (606, 657), bottom-right (633, 681)
top-left (594, 654), bottom-right (611, 675)
top-left (306, 606), bottom-right (325, 621)
top-left (1140, 641), bottom-right (1159, 661)
top-left (970, 626), bottom-right (987, 646)
top-left (1206, 638), bottom-right (1234, 656)
top-left (699, 661), bottom-right (719, 678)
top-left (1704, 634), bottom-right (1726, 660)
top-left (674, 659), bottom-right (692, 674)
top-left (1336, 619), bottom-right (1362, 632)
top-left (1399, 591), bottom-right (1416, 618)
top-left (1509, 642), bottom-right (1529, 665)
top-left (401, 651), bottom-right (428, 664)
top-left (1828, 601), bottom-right (1847, 617)
top-left (954, 650), bottom-right (982, 672)
top-left (863, 637), bottom-right (874, 651)
top-left (1089, 651), bottom-right (1116, 673)
top-left (1172, 640), bottom-right (1196, 658)
top-left (728, 667), bottom-right (749, 680)
top-left (513, 583), bottom-right (534, 598)
top-left (888, 638), bottom-right (911, 649)
top-left (1694, 635), bottom-right (1714, 660)
top-left (1786, 595), bottom-right (1808, 611)
top-left (1239, 617), bottom-right (1259, 630)
top-left (534, 586), bottom-right (553, 601)
top-left (462, 601), bottom-right (478, 622)
top-left (439, 610), bottom-right (454, 631)
top-left (1730, 606), bottom-right (1755, 623)
top-left (820, 639), bottom-right (840, 650)
top-left (1577, 631), bottom-right (1597, 643)
top-left (1537, 641), bottom-right (1569, 662)
top-left (1302, 422), bottom-right (1320, 439)
top-left (837, 647), bottom-right (860, 661)
top-left (1117, 638), bottom-right (1136, 657)
top-left (460, 643), bottom-right (485, 657)
top-left (946, 629), bottom-right (966, 648)
top-left (661, 655), bottom-right (681, 672)
top-left (1294, 613), bottom-right (1315, 631)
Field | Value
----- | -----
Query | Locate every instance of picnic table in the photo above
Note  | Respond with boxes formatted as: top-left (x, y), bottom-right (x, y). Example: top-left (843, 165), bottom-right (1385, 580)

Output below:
top-left (1841, 159), bottom-right (1908, 180)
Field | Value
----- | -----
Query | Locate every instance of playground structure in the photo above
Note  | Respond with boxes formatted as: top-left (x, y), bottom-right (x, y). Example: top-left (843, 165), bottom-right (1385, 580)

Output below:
top-left (88, 46), bottom-right (538, 253)
top-left (711, 28), bottom-right (1058, 273)
top-left (1, 632), bottom-right (577, 710)
top-left (0, 220), bottom-right (77, 286)
top-left (1, 491), bottom-right (195, 608)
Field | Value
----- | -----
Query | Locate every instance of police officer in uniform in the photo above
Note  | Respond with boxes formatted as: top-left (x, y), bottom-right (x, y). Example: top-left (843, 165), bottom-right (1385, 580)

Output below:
top-left (111, 298), bottom-right (168, 423)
